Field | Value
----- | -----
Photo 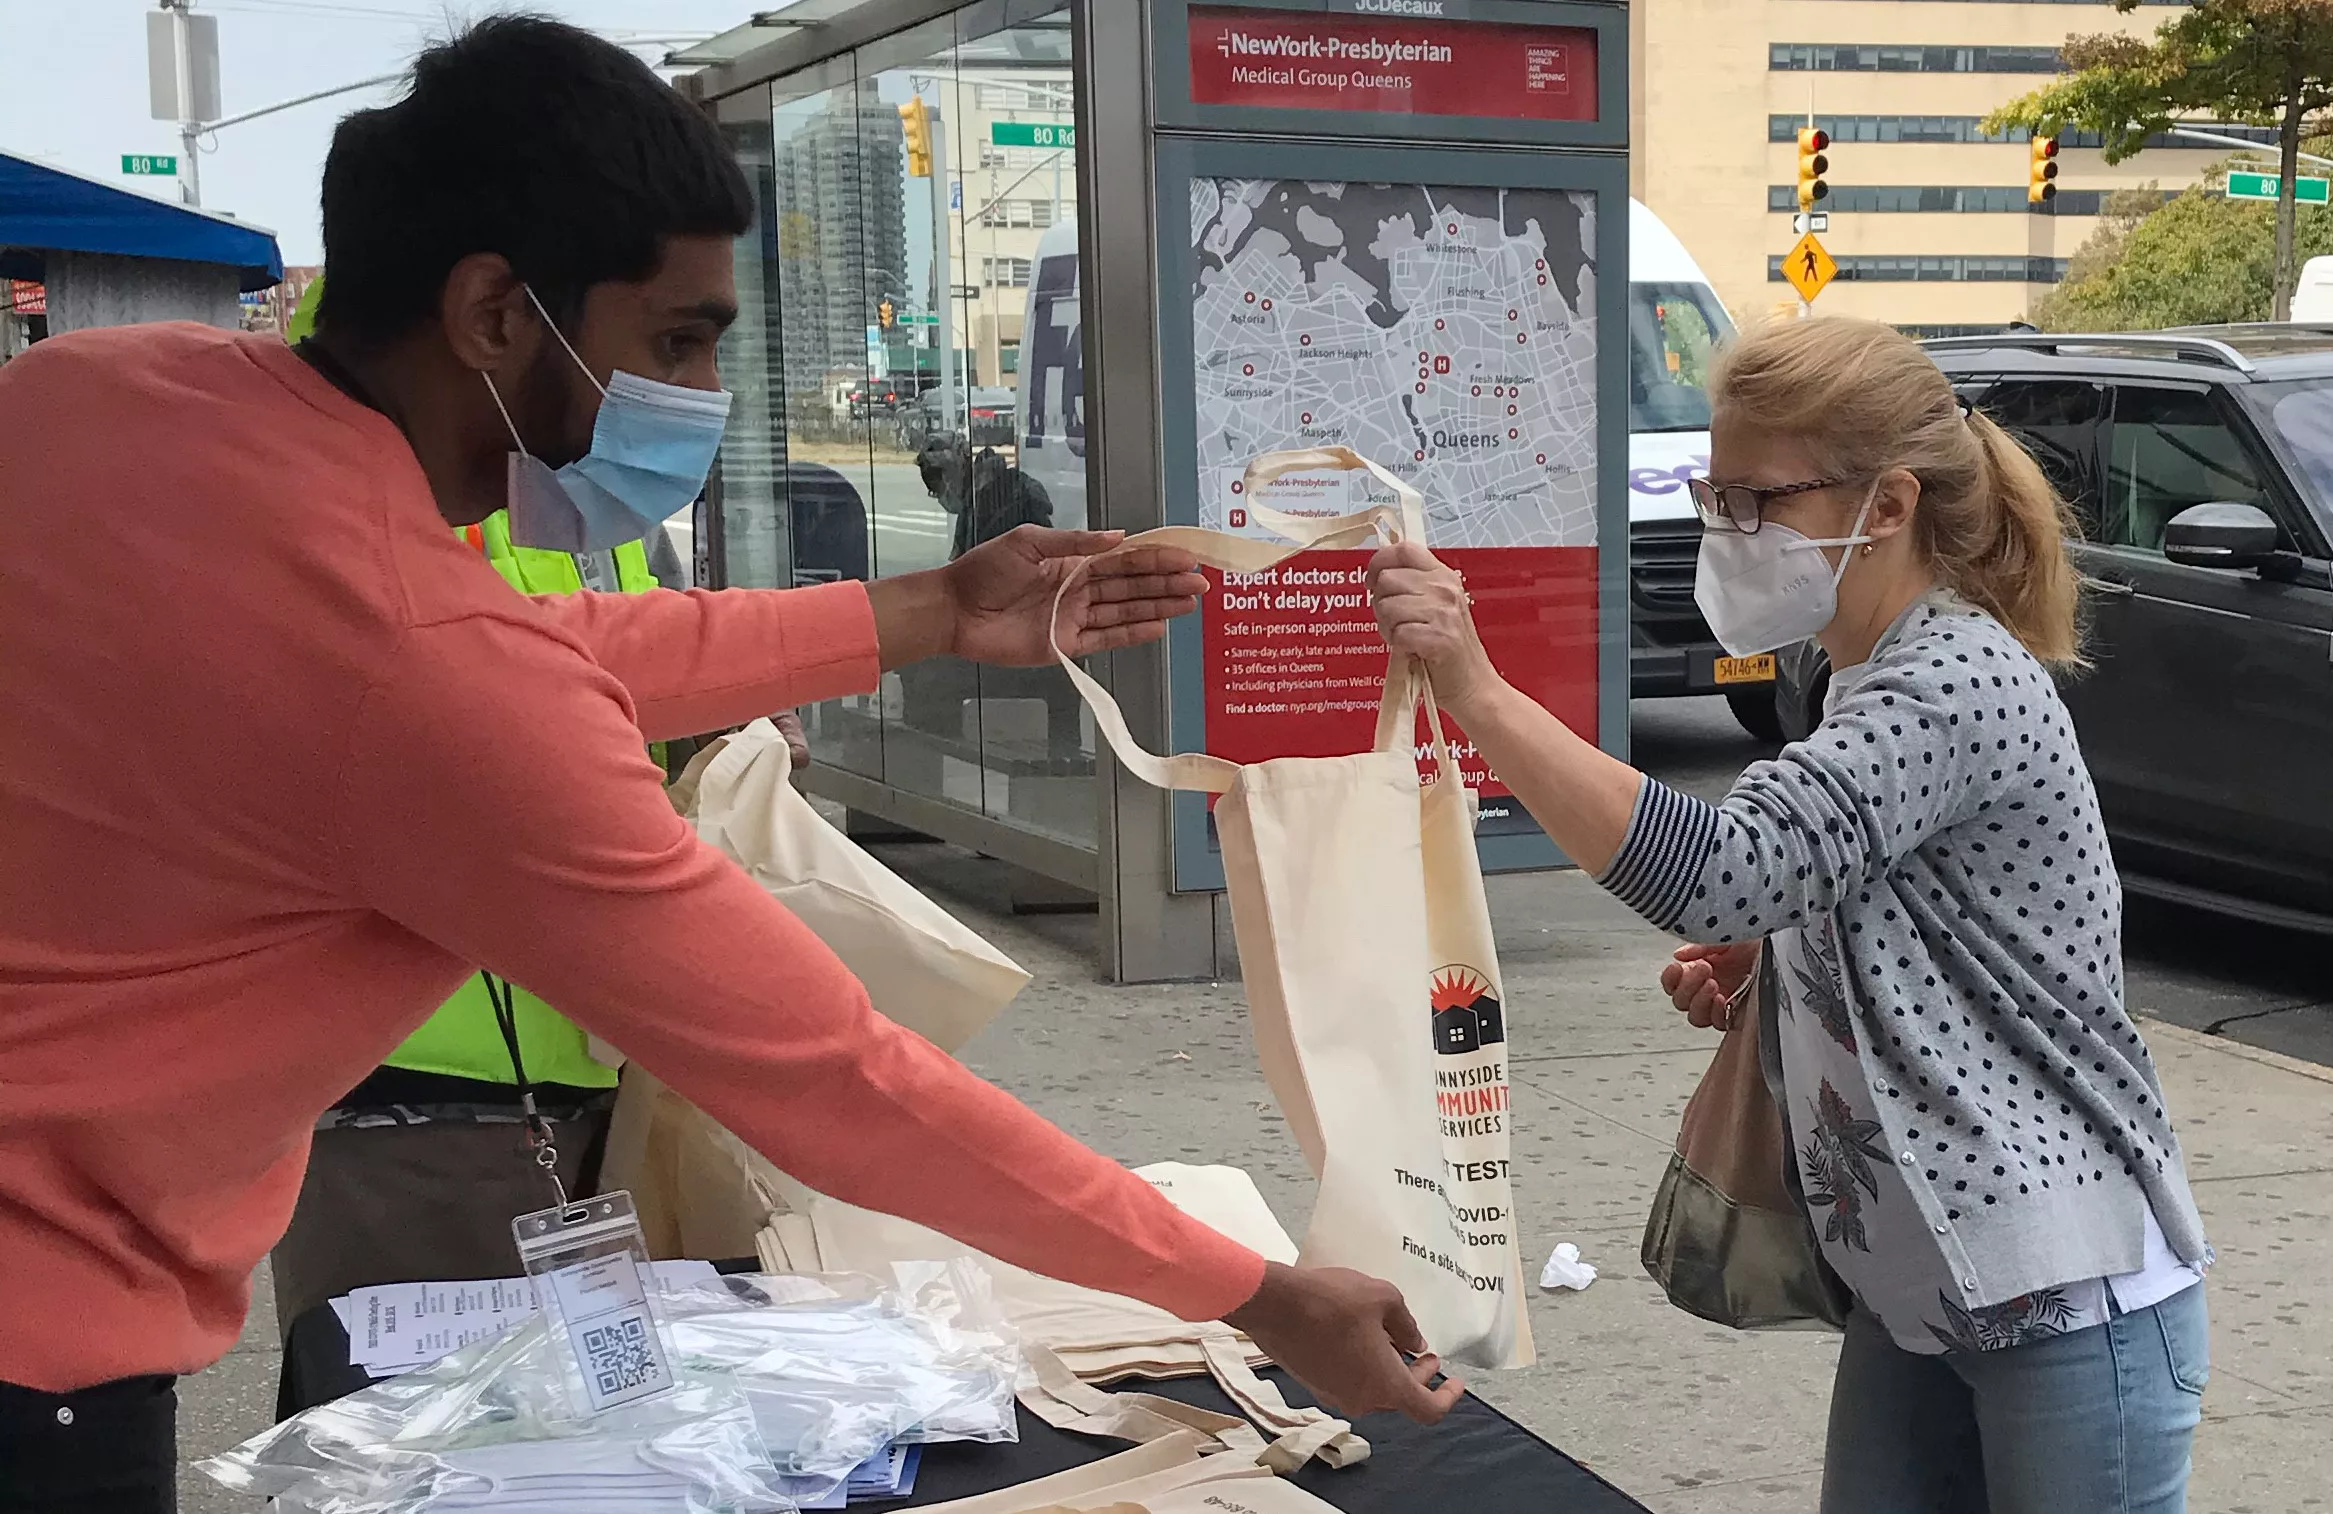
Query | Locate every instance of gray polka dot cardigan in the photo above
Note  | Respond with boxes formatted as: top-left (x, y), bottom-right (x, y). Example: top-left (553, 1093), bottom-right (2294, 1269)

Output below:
top-left (1600, 593), bottom-right (2208, 1307)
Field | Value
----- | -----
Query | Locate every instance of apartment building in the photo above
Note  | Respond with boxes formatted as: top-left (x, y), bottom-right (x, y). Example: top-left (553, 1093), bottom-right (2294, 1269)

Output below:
top-left (770, 77), bottom-right (910, 396)
top-left (1630, 0), bottom-right (2271, 331)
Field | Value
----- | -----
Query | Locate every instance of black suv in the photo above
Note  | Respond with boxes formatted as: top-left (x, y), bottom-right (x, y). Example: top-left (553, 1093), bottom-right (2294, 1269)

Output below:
top-left (1777, 327), bottom-right (2333, 931)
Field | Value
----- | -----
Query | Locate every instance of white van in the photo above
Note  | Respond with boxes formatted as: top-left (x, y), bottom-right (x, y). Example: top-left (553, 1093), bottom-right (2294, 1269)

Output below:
top-left (2294, 256), bottom-right (2333, 323)
top-left (1017, 217), bottom-right (1088, 532)
top-left (1622, 201), bottom-right (1779, 736)
top-left (1016, 202), bottom-right (1767, 733)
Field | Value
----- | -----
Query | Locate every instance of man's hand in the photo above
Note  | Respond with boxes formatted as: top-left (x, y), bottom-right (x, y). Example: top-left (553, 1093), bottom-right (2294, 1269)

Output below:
top-left (771, 710), bottom-right (811, 785)
top-left (1223, 1262), bottom-right (1464, 1425)
top-left (946, 526), bottom-right (1207, 666)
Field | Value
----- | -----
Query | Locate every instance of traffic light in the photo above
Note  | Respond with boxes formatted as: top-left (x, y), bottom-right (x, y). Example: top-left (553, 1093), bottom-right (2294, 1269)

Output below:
top-left (878, 298), bottom-right (895, 329)
top-left (2028, 135), bottom-right (2059, 204)
top-left (1795, 127), bottom-right (1831, 212)
top-left (899, 100), bottom-right (932, 178)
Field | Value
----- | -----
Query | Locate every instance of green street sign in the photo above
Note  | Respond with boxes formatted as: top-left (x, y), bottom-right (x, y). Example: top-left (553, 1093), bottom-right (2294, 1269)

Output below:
top-left (989, 121), bottom-right (1075, 150)
top-left (121, 154), bottom-right (178, 176)
top-left (2227, 170), bottom-right (2330, 205)
top-left (897, 313), bottom-right (940, 326)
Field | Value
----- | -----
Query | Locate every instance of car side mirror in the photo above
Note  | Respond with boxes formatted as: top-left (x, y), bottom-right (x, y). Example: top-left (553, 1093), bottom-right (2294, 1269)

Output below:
top-left (2162, 501), bottom-right (2281, 572)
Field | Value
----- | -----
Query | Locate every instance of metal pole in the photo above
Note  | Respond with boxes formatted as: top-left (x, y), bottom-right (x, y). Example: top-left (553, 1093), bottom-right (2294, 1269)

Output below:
top-left (172, 2), bottom-right (200, 206)
top-left (928, 100), bottom-right (958, 428)
top-left (2165, 125), bottom-right (2333, 170)
top-left (1801, 91), bottom-right (1815, 321)
top-left (181, 123), bottom-right (202, 207)
top-left (201, 72), bottom-right (405, 133)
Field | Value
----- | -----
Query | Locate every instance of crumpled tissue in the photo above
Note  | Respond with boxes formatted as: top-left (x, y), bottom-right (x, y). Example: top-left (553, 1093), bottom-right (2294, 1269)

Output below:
top-left (1538, 1242), bottom-right (1597, 1292)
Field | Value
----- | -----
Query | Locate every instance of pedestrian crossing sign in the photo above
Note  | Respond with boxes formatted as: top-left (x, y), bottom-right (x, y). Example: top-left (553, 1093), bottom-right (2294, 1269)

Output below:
top-left (1784, 232), bottom-right (1837, 303)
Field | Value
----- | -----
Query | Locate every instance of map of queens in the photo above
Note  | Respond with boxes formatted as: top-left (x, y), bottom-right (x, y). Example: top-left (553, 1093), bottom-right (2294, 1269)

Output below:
top-left (1191, 178), bottom-right (1600, 550)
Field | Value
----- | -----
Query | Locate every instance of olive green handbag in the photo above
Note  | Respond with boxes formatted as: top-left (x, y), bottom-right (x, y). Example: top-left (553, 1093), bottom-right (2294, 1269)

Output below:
top-left (1640, 945), bottom-right (1851, 1331)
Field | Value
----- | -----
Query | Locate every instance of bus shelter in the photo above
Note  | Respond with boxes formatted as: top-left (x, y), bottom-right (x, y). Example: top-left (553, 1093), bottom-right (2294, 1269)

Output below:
top-left (678, 0), bottom-right (1631, 981)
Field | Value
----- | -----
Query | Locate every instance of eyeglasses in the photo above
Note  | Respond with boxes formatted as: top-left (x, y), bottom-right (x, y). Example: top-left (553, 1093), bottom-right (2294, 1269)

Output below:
top-left (1686, 475), bottom-right (1849, 535)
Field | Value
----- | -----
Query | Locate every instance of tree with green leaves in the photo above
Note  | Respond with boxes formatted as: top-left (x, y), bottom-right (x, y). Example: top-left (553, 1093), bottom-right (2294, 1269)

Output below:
top-left (1989, 0), bottom-right (2333, 319)
top-left (2036, 172), bottom-right (2333, 328)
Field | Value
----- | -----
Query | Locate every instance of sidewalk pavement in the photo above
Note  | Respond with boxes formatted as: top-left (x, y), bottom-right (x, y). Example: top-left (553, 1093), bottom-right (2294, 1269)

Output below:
top-left (178, 856), bottom-right (2333, 1512)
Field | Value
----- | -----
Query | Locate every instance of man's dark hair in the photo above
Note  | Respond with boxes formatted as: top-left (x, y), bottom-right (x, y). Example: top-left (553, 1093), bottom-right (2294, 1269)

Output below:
top-left (317, 14), bottom-right (752, 343)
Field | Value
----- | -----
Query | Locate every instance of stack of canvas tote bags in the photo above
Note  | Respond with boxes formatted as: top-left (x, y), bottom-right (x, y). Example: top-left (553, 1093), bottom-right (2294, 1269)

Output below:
top-left (762, 1160), bottom-right (1365, 1470)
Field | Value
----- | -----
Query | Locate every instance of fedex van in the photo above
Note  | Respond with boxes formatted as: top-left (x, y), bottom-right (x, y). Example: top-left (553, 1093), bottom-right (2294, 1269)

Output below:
top-left (1624, 200), bottom-right (1776, 738)
top-left (1017, 202), bottom-right (1771, 737)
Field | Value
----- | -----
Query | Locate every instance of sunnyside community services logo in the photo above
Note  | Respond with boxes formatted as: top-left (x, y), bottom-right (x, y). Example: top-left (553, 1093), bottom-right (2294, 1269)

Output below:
top-left (1430, 966), bottom-right (1504, 1055)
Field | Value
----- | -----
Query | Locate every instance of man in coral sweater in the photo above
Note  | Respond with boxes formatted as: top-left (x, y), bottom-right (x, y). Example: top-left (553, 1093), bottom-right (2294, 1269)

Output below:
top-left (0, 18), bottom-right (1455, 1508)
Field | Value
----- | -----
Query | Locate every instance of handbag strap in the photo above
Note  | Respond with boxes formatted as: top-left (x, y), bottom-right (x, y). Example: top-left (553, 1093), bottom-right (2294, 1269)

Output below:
top-left (1046, 447), bottom-right (1454, 796)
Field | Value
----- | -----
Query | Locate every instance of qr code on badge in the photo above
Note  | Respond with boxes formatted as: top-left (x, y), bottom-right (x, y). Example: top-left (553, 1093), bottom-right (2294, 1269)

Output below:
top-left (580, 1313), bottom-right (659, 1397)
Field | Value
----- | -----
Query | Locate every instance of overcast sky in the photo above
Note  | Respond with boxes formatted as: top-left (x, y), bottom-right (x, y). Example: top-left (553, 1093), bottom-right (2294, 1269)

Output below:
top-left (0, 0), bottom-right (753, 265)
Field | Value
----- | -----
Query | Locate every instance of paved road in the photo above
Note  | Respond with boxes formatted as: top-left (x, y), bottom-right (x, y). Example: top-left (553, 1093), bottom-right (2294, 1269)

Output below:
top-left (1631, 694), bottom-right (2333, 1068)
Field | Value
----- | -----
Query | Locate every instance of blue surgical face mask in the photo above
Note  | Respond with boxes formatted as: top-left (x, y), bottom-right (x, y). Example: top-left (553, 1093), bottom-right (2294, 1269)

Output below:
top-left (483, 287), bottom-right (733, 553)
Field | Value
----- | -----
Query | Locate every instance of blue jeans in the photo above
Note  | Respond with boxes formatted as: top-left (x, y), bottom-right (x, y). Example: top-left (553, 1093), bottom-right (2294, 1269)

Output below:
top-left (1821, 1284), bottom-right (2209, 1514)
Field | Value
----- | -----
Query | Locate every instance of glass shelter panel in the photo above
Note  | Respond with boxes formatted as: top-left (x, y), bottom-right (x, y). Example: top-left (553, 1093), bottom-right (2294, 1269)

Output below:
top-left (761, 58), bottom-right (885, 777)
top-left (719, 3), bottom-right (1094, 846)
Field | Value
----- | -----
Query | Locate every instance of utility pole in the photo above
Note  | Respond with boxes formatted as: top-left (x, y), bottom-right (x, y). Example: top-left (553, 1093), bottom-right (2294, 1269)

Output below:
top-left (148, 1), bottom-right (217, 206)
top-left (930, 102), bottom-right (957, 430)
top-left (1802, 94), bottom-right (1814, 320)
top-left (903, 86), bottom-right (959, 429)
top-left (172, 3), bottom-right (199, 205)
top-left (144, 8), bottom-right (707, 214)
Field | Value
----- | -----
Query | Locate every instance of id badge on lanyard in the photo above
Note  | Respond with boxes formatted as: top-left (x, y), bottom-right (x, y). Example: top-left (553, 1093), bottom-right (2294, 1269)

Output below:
top-left (487, 973), bottom-right (678, 1416)
top-left (573, 549), bottom-right (620, 594)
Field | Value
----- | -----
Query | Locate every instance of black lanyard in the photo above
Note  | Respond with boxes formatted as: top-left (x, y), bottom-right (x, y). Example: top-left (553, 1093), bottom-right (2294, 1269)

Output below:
top-left (483, 972), bottom-right (570, 1208)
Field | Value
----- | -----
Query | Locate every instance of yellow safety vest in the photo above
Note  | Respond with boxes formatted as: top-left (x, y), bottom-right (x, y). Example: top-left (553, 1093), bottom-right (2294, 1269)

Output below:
top-left (381, 516), bottom-right (659, 1090)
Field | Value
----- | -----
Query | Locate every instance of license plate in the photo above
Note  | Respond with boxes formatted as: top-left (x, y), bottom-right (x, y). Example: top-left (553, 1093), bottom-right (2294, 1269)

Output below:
top-left (1714, 654), bottom-right (1776, 685)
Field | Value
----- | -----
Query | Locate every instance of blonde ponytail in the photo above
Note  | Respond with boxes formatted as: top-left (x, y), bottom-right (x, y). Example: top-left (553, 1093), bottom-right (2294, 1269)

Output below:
top-left (1707, 317), bottom-right (2085, 667)
top-left (1951, 409), bottom-right (2085, 667)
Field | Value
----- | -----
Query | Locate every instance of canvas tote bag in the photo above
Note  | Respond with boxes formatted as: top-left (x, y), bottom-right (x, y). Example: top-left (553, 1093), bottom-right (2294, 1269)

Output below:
top-left (1050, 447), bottom-right (1533, 1372)
top-left (1639, 944), bottom-right (1850, 1330)
top-left (911, 1431), bottom-right (1280, 1514)
top-left (954, 1464), bottom-right (1345, 1514)
top-left (598, 719), bottom-right (1034, 1257)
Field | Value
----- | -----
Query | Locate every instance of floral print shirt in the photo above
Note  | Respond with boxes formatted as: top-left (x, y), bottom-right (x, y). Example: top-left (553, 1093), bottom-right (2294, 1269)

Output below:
top-left (1773, 914), bottom-right (2202, 1354)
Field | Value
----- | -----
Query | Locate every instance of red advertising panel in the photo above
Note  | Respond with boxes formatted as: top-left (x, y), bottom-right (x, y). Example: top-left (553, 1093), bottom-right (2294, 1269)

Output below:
top-left (1189, 176), bottom-right (1604, 832)
top-left (1188, 5), bottom-right (1597, 123)
top-left (1205, 546), bottom-right (1597, 822)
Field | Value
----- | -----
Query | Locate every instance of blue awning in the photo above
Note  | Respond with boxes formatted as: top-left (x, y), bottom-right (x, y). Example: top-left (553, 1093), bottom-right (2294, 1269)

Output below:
top-left (0, 151), bottom-right (283, 293)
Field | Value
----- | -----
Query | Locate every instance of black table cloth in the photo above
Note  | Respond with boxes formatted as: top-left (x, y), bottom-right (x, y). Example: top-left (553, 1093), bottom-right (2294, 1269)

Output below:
top-left (277, 1278), bottom-right (1650, 1514)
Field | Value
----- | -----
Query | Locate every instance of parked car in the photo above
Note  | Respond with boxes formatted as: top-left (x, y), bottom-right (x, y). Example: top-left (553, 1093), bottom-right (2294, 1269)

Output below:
top-left (894, 385), bottom-right (1018, 451)
top-left (1776, 326), bottom-right (2333, 930)
top-left (845, 382), bottom-right (902, 420)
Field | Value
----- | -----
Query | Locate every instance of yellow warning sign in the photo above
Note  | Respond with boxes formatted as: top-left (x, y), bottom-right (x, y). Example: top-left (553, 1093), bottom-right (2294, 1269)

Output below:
top-left (1783, 232), bottom-right (1837, 303)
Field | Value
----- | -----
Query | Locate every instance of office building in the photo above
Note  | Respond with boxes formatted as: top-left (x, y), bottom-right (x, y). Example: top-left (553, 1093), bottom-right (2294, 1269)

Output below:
top-left (1629, 0), bottom-right (2275, 331)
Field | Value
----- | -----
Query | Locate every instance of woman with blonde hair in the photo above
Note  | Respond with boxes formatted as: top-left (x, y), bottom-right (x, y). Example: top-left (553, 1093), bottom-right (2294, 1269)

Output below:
top-left (1369, 316), bottom-right (2210, 1512)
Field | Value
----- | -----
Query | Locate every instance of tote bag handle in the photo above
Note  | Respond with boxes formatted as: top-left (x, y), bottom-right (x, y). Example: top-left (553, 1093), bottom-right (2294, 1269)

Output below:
top-left (1048, 448), bottom-right (1456, 793)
